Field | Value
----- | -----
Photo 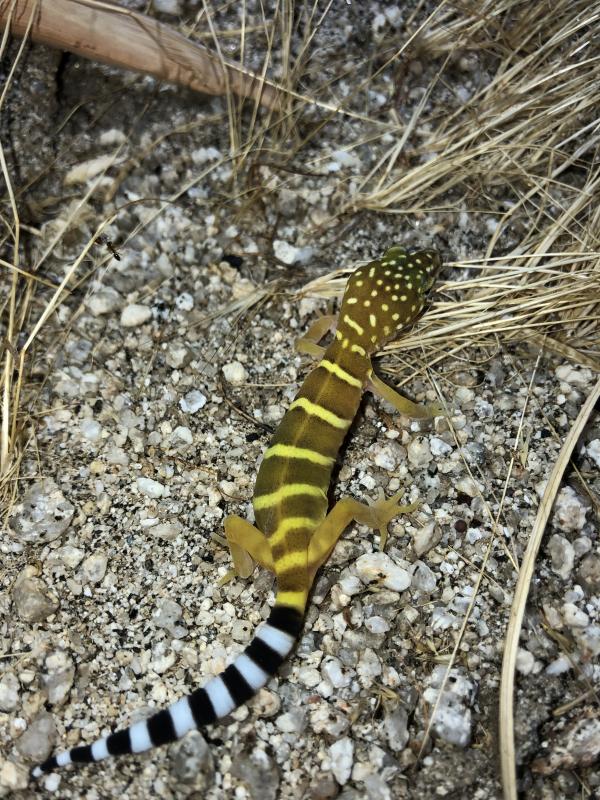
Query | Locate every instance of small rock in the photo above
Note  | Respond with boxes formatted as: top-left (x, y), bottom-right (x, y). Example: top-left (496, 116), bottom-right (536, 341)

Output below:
top-left (273, 239), bottom-right (314, 265)
top-left (137, 477), bottom-right (166, 498)
top-left (12, 570), bottom-right (58, 622)
top-left (298, 666), bottom-right (321, 688)
top-left (276, 709), bottom-right (306, 733)
top-left (413, 521), bottom-right (442, 557)
top-left (552, 486), bottom-right (588, 532)
top-left (547, 534), bottom-right (575, 580)
top-left (120, 303), bottom-right (152, 327)
top-left (586, 439), bottom-right (600, 468)
top-left (169, 730), bottom-right (214, 793)
top-left (407, 436), bottom-right (432, 468)
top-left (80, 419), bottom-right (102, 442)
top-left (578, 554), bottom-right (600, 593)
top-left (175, 292), bottom-right (194, 311)
top-left (329, 738), bottom-right (354, 785)
top-left (43, 651), bottom-right (75, 706)
top-left (81, 552), bottom-right (108, 584)
top-left (365, 616), bottom-right (390, 634)
top-left (222, 361), bottom-right (248, 386)
top-left (86, 287), bottom-right (121, 316)
top-left (423, 666), bottom-right (476, 747)
top-left (562, 602), bottom-right (589, 628)
top-left (532, 716), bottom-right (600, 775)
top-left (179, 390), bottom-right (207, 413)
top-left (0, 760), bottom-right (29, 792)
top-left (355, 552), bottom-right (411, 592)
top-left (8, 478), bottom-right (74, 544)
top-left (411, 561), bottom-right (437, 593)
top-left (154, 599), bottom-right (187, 638)
top-left (47, 544), bottom-right (85, 568)
top-left (321, 656), bottom-right (353, 689)
top-left (385, 706), bottom-right (409, 751)
top-left (515, 648), bottom-right (537, 675)
top-left (231, 746), bottom-right (280, 800)
top-left (356, 648), bottom-right (382, 685)
top-left (16, 711), bottom-right (56, 761)
top-left (0, 673), bottom-right (19, 712)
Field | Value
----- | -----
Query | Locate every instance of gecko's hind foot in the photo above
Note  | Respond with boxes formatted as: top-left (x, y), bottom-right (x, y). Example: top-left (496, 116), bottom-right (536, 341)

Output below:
top-left (368, 488), bottom-right (420, 550)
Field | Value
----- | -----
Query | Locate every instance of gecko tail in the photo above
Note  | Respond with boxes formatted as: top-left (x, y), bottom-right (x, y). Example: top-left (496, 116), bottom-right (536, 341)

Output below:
top-left (32, 603), bottom-right (304, 778)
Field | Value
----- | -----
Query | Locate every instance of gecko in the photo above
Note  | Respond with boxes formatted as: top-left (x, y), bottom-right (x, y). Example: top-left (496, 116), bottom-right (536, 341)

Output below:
top-left (33, 244), bottom-right (441, 778)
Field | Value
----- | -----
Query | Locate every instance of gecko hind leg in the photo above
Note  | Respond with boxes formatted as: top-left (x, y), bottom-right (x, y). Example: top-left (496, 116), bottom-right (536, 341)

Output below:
top-left (368, 372), bottom-right (444, 418)
top-left (307, 490), bottom-right (419, 582)
top-left (216, 515), bottom-right (274, 584)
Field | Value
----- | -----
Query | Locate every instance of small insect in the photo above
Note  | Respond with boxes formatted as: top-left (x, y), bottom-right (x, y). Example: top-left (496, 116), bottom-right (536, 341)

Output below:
top-left (95, 234), bottom-right (121, 261)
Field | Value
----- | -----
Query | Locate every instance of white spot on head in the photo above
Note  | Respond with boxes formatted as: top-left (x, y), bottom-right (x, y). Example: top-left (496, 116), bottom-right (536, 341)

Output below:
top-left (369, 314), bottom-right (377, 327)
top-left (371, 334), bottom-right (377, 343)
top-left (411, 304), bottom-right (417, 311)
top-left (392, 313), bottom-right (399, 321)
top-left (364, 299), bottom-right (371, 307)
top-left (382, 304), bottom-right (389, 311)
top-left (356, 280), bottom-right (364, 287)
top-left (401, 294), bottom-right (407, 301)
top-left (347, 297), bottom-right (358, 304)
top-left (392, 295), bottom-right (398, 301)
top-left (388, 259), bottom-right (397, 266)
top-left (384, 270), bottom-right (391, 276)
top-left (384, 325), bottom-right (390, 335)
top-left (416, 258), bottom-right (422, 265)
top-left (407, 282), bottom-right (413, 289)
top-left (371, 290), bottom-right (378, 297)
top-left (369, 267), bottom-right (375, 278)
top-left (376, 279), bottom-right (383, 286)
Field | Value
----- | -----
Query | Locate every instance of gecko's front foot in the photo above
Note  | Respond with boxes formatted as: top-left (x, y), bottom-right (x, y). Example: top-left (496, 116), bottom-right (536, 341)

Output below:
top-left (368, 487), bottom-right (420, 550)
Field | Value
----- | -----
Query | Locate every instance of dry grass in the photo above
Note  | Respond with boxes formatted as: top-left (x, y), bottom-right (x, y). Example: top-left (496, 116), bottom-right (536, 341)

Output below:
top-left (1, 1), bottom-right (599, 797)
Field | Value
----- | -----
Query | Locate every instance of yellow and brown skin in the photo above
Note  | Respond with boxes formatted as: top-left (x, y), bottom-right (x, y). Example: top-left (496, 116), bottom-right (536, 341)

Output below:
top-left (224, 245), bottom-right (441, 615)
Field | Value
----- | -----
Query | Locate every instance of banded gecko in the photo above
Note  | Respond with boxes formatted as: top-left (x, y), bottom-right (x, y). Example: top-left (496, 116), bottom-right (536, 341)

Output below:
top-left (33, 244), bottom-right (441, 778)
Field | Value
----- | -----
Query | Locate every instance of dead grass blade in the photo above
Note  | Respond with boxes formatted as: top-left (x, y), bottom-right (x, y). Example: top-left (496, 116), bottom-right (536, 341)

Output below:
top-left (0, 0), bottom-right (281, 109)
top-left (499, 378), bottom-right (600, 800)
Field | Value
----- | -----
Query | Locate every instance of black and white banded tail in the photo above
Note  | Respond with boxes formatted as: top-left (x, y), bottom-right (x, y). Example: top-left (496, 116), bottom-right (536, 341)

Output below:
top-left (32, 604), bottom-right (303, 777)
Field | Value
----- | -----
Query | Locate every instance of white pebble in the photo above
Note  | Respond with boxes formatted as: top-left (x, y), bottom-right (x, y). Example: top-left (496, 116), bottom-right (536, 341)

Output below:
top-left (547, 534), bottom-right (575, 580)
top-left (298, 666), bottom-right (321, 688)
top-left (429, 436), bottom-right (452, 457)
top-left (179, 390), bottom-right (207, 413)
top-left (136, 477), bottom-right (166, 498)
top-left (321, 657), bottom-right (352, 689)
top-left (365, 615), bottom-right (390, 634)
top-left (0, 673), bottom-right (19, 712)
top-left (273, 239), bottom-right (314, 265)
top-left (86, 287), bottom-right (121, 316)
top-left (80, 419), bottom-right (102, 442)
top-left (545, 656), bottom-right (572, 675)
top-left (171, 426), bottom-right (193, 445)
top-left (586, 439), bottom-right (600, 467)
top-left (553, 487), bottom-right (588, 532)
top-left (120, 304), bottom-right (151, 327)
top-left (407, 436), bottom-right (432, 468)
top-left (515, 648), bottom-right (536, 675)
top-left (175, 292), bottom-right (194, 311)
top-left (222, 361), bottom-right (248, 386)
top-left (329, 738), bottom-right (354, 785)
top-left (355, 552), bottom-right (411, 592)
top-left (562, 602), bottom-right (589, 628)
top-left (81, 553), bottom-right (108, 584)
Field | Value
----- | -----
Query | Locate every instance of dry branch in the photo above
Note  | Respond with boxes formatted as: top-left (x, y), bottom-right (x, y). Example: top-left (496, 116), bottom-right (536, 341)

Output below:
top-left (0, 0), bottom-right (281, 109)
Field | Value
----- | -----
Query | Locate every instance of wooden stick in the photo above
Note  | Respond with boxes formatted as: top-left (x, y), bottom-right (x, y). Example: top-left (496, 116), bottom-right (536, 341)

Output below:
top-left (0, 0), bottom-right (280, 109)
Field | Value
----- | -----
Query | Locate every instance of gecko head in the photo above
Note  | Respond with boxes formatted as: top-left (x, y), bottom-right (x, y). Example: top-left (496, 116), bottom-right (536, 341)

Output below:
top-left (339, 245), bottom-right (441, 353)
